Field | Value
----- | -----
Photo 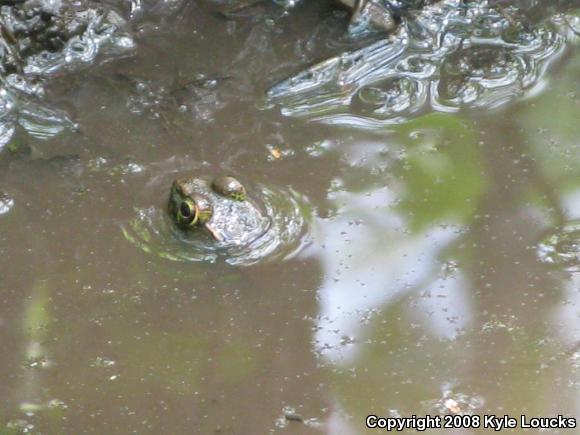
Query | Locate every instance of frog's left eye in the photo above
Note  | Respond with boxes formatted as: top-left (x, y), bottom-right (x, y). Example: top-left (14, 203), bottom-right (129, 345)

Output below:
top-left (177, 199), bottom-right (198, 226)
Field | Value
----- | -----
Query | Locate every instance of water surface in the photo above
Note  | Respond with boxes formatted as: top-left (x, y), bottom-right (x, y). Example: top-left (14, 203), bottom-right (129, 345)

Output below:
top-left (1, 1), bottom-right (580, 433)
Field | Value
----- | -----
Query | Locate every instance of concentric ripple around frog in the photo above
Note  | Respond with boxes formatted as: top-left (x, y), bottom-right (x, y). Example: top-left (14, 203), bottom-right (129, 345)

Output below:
top-left (121, 173), bottom-right (311, 266)
top-left (537, 220), bottom-right (580, 272)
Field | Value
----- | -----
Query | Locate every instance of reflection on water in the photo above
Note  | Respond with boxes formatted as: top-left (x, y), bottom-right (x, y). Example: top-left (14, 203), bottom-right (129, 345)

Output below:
top-left (268, 0), bottom-right (575, 127)
top-left (538, 220), bottom-right (580, 271)
top-left (0, 0), bottom-right (580, 434)
top-left (0, 0), bottom-right (135, 149)
top-left (314, 193), bottom-right (465, 362)
top-left (0, 192), bottom-right (14, 215)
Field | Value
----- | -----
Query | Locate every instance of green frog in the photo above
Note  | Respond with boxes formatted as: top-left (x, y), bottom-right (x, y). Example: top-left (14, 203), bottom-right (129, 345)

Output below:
top-left (168, 175), bottom-right (269, 245)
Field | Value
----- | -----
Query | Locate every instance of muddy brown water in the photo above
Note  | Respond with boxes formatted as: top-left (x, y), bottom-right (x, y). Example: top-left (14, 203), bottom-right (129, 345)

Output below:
top-left (1, 1), bottom-right (580, 434)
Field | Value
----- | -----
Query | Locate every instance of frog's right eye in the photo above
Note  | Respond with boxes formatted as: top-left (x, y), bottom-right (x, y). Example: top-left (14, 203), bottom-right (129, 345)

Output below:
top-left (177, 199), bottom-right (198, 226)
top-left (180, 201), bottom-right (193, 217)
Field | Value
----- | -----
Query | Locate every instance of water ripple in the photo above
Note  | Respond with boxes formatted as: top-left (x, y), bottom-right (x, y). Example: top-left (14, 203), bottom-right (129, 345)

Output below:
top-left (121, 172), bottom-right (312, 266)
top-left (0, 88), bottom-right (76, 150)
top-left (22, 8), bottom-right (135, 76)
top-left (0, 1), bottom-right (134, 150)
top-left (268, 0), bottom-right (574, 126)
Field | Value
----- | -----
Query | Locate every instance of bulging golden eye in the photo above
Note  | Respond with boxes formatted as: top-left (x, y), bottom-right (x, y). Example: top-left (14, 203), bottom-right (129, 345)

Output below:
top-left (178, 199), bottom-right (198, 226)
top-left (180, 201), bottom-right (193, 218)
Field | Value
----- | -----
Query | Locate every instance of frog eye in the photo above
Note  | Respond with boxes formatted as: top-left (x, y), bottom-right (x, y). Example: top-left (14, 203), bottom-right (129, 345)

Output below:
top-left (178, 199), bottom-right (198, 226)
top-left (180, 201), bottom-right (192, 217)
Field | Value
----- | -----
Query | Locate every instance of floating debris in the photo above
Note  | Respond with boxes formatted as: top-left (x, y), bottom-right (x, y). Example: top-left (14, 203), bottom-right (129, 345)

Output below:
top-left (274, 406), bottom-right (322, 429)
top-left (266, 144), bottom-right (294, 161)
top-left (444, 398), bottom-right (461, 414)
top-left (284, 412), bottom-right (304, 422)
top-left (268, 146), bottom-right (282, 160)
top-left (423, 383), bottom-right (485, 415)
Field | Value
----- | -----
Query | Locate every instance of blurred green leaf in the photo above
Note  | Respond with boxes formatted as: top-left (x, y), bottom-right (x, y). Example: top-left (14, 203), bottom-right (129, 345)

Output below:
top-left (394, 113), bottom-right (486, 231)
